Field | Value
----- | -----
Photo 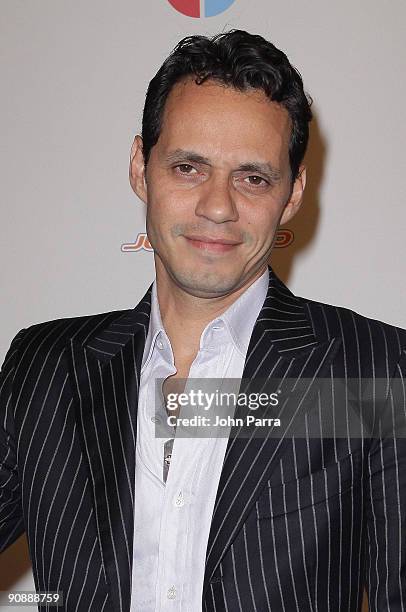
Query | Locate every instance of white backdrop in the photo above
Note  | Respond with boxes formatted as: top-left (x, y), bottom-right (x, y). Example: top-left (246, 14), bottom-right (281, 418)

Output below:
top-left (1, 0), bottom-right (405, 607)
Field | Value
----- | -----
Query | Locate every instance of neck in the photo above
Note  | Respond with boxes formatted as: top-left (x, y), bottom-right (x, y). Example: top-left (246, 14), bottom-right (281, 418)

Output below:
top-left (154, 261), bottom-right (267, 360)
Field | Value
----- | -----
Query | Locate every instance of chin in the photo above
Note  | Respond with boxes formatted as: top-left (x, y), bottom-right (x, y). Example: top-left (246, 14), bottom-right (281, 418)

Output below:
top-left (170, 266), bottom-right (240, 297)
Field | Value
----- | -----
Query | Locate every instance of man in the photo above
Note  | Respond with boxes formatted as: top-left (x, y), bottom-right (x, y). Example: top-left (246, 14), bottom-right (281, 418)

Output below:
top-left (0, 29), bottom-right (405, 612)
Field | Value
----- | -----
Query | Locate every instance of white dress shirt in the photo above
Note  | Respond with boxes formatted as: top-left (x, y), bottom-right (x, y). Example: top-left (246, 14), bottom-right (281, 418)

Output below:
top-left (130, 269), bottom-right (269, 611)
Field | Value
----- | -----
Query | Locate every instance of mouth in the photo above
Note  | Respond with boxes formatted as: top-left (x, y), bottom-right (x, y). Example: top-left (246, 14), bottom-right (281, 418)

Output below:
top-left (183, 234), bottom-right (242, 253)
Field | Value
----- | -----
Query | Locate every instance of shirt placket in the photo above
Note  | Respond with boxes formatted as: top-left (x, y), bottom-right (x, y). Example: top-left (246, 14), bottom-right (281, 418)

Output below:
top-left (155, 343), bottom-right (214, 610)
top-left (156, 337), bottom-right (233, 610)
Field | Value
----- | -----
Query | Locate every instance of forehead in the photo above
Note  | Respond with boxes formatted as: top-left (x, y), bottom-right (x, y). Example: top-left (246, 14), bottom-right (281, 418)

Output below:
top-left (157, 78), bottom-right (292, 163)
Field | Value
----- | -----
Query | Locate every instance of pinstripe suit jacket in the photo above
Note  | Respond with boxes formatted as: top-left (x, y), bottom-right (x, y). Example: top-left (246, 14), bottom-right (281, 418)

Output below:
top-left (1, 266), bottom-right (406, 612)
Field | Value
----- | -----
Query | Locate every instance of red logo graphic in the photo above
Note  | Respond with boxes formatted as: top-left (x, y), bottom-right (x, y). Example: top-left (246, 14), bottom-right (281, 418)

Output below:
top-left (167, 0), bottom-right (236, 18)
top-left (274, 229), bottom-right (294, 248)
top-left (122, 233), bottom-right (153, 252)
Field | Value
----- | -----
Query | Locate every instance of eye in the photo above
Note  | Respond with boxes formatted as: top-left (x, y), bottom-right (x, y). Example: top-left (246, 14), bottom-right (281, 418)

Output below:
top-left (175, 164), bottom-right (197, 174)
top-left (244, 175), bottom-right (269, 187)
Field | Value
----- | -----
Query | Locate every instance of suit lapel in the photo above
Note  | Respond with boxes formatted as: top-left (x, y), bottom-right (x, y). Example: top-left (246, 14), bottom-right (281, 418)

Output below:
top-left (67, 286), bottom-right (152, 612)
top-left (203, 268), bottom-right (342, 592)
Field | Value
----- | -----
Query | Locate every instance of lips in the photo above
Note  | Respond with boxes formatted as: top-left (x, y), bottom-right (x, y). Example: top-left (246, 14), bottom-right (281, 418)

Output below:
top-left (184, 234), bottom-right (242, 253)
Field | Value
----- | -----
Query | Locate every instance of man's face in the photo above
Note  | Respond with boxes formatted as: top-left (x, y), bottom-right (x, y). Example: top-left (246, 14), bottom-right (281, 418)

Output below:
top-left (130, 78), bottom-right (305, 298)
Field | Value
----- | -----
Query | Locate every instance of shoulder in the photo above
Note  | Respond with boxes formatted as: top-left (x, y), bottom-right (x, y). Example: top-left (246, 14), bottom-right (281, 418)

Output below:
top-left (299, 294), bottom-right (406, 371)
top-left (23, 307), bottom-right (131, 342)
top-left (2, 308), bottom-right (132, 373)
top-left (2, 281), bottom-right (153, 375)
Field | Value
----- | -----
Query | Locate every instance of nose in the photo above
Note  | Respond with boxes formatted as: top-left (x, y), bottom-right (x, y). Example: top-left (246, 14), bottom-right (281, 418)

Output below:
top-left (194, 175), bottom-right (239, 223)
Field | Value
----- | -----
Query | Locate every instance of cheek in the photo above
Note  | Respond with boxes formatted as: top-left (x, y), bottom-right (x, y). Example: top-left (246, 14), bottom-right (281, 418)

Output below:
top-left (147, 186), bottom-right (198, 229)
top-left (145, 189), bottom-right (191, 243)
top-left (244, 206), bottom-right (281, 238)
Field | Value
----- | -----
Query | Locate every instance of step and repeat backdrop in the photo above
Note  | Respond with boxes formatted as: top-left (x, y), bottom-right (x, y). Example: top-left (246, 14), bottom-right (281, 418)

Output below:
top-left (1, 0), bottom-right (405, 608)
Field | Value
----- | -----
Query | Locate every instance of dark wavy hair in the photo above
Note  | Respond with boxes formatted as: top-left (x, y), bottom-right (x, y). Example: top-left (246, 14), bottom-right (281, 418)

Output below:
top-left (141, 29), bottom-right (312, 182)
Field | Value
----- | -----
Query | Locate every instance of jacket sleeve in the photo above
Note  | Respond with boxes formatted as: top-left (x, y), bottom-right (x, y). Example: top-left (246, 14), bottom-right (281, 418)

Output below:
top-left (0, 328), bottom-right (26, 552)
top-left (364, 347), bottom-right (406, 610)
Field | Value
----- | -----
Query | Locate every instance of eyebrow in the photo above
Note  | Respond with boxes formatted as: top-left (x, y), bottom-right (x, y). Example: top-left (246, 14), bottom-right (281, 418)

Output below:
top-left (164, 149), bottom-right (282, 183)
top-left (165, 149), bottom-right (212, 166)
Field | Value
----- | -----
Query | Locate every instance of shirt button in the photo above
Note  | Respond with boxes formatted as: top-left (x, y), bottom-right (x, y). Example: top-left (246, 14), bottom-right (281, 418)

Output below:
top-left (167, 586), bottom-right (177, 599)
top-left (151, 416), bottom-right (160, 424)
top-left (157, 340), bottom-right (164, 349)
top-left (174, 491), bottom-right (184, 507)
top-left (212, 321), bottom-right (224, 330)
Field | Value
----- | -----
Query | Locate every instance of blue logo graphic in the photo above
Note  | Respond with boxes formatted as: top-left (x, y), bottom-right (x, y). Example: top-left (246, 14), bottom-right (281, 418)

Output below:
top-left (168, 0), bottom-right (236, 18)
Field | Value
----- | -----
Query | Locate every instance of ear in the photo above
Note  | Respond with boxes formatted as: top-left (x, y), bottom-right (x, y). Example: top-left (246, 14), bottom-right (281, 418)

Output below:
top-left (279, 165), bottom-right (307, 225)
top-left (129, 134), bottom-right (148, 204)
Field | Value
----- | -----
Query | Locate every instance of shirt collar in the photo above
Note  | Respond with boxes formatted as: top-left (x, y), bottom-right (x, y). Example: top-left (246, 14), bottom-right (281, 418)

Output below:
top-left (141, 267), bottom-right (269, 369)
top-left (213, 267), bottom-right (269, 356)
top-left (141, 281), bottom-right (170, 371)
